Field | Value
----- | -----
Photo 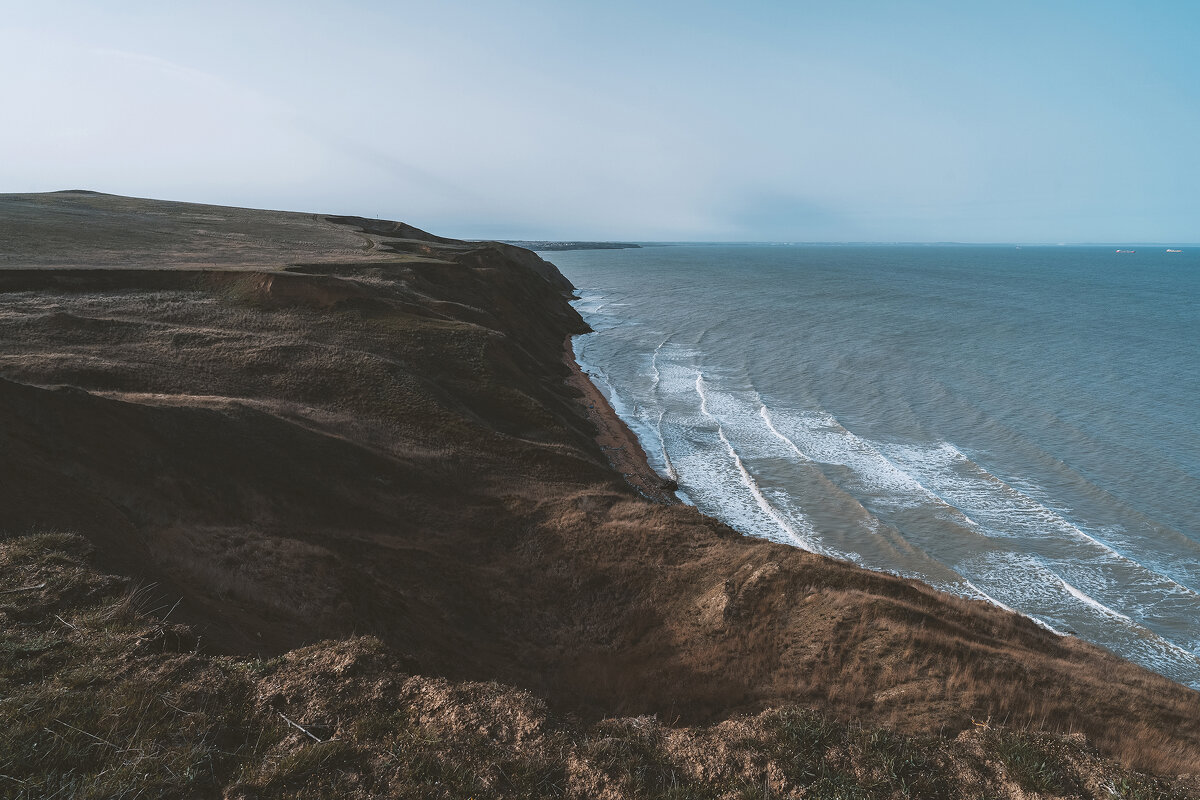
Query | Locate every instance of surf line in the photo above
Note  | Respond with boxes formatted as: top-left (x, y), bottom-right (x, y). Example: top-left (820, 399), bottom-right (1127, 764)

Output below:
top-left (758, 398), bottom-right (988, 530)
top-left (1056, 573), bottom-right (1135, 624)
top-left (654, 410), bottom-right (678, 481)
top-left (1049, 570), bottom-right (1200, 668)
top-left (953, 578), bottom-right (1073, 636)
top-left (934, 443), bottom-right (1132, 560)
top-left (649, 335), bottom-right (671, 394)
top-left (928, 443), bottom-right (1200, 602)
top-left (650, 336), bottom-right (679, 481)
top-left (694, 373), bottom-right (816, 551)
top-left (756, 402), bottom-right (811, 463)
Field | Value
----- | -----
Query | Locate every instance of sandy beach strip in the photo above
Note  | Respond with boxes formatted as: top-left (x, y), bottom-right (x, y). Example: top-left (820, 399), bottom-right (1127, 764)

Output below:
top-left (563, 338), bottom-right (679, 504)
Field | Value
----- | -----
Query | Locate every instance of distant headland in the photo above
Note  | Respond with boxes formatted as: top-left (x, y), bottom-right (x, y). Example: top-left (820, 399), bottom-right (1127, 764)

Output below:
top-left (498, 240), bottom-right (642, 251)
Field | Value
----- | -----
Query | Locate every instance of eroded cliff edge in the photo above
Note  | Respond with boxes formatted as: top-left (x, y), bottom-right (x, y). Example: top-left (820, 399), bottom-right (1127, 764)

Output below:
top-left (2, 191), bottom-right (1199, 796)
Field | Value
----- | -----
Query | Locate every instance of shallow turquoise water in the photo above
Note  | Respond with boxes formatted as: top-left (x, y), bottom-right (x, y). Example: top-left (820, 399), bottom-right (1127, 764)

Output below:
top-left (552, 244), bottom-right (1200, 687)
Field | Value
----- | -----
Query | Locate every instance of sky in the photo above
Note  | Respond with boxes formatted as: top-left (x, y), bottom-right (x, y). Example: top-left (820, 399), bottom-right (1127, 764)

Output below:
top-left (2, 1), bottom-right (1198, 242)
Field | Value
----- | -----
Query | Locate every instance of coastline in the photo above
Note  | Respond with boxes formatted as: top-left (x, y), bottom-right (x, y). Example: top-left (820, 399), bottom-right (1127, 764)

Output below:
top-left (564, 335), bottom-right (679, 505)
top-left (554, 245), bottom-right (1200, 691)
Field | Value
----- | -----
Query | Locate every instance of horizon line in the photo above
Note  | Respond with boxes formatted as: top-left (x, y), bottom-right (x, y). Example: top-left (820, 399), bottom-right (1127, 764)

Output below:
top-left (494, 239), bottom-right (1199, 247)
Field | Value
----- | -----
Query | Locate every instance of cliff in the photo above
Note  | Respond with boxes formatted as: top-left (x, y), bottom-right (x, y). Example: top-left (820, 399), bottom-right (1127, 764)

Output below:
top-left (2, 191), bottom-right (1198, 798)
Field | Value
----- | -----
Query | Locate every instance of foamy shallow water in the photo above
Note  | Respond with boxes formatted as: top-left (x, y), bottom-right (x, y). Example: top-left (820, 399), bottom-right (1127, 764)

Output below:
top-left (555, 244), bottom-right (1200, 687)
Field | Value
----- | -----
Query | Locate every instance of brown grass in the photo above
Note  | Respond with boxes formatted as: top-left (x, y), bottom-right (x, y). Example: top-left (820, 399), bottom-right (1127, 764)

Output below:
top-left (3, 532), bottom-right (1197, 799)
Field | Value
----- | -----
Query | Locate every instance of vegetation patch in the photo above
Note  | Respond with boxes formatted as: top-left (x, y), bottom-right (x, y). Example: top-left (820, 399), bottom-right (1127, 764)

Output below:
top-left (2, 533), bottom-right (1198, 799)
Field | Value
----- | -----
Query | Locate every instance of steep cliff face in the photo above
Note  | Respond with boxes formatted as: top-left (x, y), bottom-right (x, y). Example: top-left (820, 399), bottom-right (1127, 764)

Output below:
top-left (2, 191), bottom-right (1200, 785)
top-left (0, 194), bottom-right (601, 675)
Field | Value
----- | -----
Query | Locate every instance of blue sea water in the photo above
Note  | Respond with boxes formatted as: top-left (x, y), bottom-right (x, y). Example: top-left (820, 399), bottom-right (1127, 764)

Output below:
top-left (551, 244), bottom-right (1200, 687)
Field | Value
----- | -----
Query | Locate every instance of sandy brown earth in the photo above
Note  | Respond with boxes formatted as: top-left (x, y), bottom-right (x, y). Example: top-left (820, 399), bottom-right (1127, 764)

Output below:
top-left (564, 340), bottom-right (679, 504)
top-left (3, 191), bottom-right (1200, 788)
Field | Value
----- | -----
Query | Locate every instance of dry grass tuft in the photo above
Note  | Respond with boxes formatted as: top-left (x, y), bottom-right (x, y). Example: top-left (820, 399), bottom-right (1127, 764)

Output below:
top-left (3, 534), bottom-right (1198, 799)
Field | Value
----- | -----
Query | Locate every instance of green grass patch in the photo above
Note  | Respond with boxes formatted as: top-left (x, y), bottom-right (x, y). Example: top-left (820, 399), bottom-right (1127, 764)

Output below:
top-left (990, 730), bottom-right (1077, 795)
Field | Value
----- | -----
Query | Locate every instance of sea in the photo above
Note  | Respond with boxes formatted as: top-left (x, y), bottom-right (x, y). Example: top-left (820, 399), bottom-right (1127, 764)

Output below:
top-left (551, 244), bottom-right (1200, 688)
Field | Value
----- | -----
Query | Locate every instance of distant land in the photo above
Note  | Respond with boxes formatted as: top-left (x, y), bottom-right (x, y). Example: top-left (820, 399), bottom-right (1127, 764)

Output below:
top-left (498, 240), bottom-right (643, 251)
top-left (509, 240), bottom-right (1197, 248)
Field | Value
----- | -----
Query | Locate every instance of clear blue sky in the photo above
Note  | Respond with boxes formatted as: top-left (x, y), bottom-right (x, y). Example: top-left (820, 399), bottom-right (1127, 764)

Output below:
top-left (3, 1), bottom-right (1197, 242)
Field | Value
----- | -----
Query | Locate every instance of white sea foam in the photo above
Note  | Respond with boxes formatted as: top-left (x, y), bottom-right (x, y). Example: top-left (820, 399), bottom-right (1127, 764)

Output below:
top-left (757, 405), bottom-right (982, 532)
top-left (1057, 575), bottom-right (1135, 623)
top-left (578, 356), bottom-right (632, 420)
top-left (694, 383), bottom-right (1200, 680)
top-left (944, 579), bottom-right (1065, 633)
top-left (880, 440), bottom-right (1200, 603)
top-left (649, 338), bottom-right (667, 393)
top-left (954, 550), bottom-right (1200, 679)
top-left (680, 378), bottom-right (981, 574)
top-left (960, 579), bottom-right (1018, 614)
top-left (571, 290), bottom-right (609, 316)
top-left (882, 442), bottom-right (1122, 554)
top-left (758, 404), bottom-right (810, 462)
top-left (571, 289), bottom-right (638, 333)
top-left (694, 374), bottom-right (819, 550)
top-left (655, 410), bottom-right (678, 481)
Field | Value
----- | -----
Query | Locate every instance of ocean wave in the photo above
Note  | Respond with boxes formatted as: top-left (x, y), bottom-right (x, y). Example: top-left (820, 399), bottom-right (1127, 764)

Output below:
top-left (695, 374), bottom-right (820, 551)
top-left (758, 407), bottom-right (973, 515)
top-left (647, 338), bottom-right (680, 481)
top-left (882, 442), bottom-right (1121, 552)
top-left (562, 246), bottom-right (1200, 688)
top-left (649, 337), bottom-right (667, 393)
top-left (687, 376), bottom-right (975, 574)
top-left (757, 403), bottom-right (810, 462)
top-left (685, 374), bottom-right (1200, 683)
top-left (756, 399), bottom-right (985, 525)
top-left (572, 346), bottom-right (633, 421)
top-left (880, 440), bottom-right (1200, 601)
top-left (959, 579), bottom-right (1018, 615)
top-left (955, 550), bottom-right (1200, 683)
top-left (1057, 574), bottom-right (1134, 624)
top-left (654, 410), bottom-right (678, 481)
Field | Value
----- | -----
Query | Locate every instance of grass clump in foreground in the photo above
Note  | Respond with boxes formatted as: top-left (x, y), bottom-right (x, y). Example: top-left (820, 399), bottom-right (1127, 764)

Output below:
top-left (749, 707), bottom-right (948, 798)
top-left (1, 532), bottom-right (1198, 799)
top-left (988, 728), bottom-right (1078, 795)
top-left (0, 533), bottom-right (284, 799)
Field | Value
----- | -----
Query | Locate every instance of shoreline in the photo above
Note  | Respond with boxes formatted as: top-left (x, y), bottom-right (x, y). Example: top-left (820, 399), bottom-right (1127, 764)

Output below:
top-left (564, 335), bottom-right (679, 504)
top-left (558, 259), bottom-right (1200, 692)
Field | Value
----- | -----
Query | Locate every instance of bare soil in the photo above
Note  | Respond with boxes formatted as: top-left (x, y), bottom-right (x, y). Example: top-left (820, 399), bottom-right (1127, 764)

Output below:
top-left (563, 339), bottom-right (679, 504)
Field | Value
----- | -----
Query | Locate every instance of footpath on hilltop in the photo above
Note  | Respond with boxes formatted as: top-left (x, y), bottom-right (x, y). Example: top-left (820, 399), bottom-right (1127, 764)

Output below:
top-left (1, 191), bottom-right (1198, 798)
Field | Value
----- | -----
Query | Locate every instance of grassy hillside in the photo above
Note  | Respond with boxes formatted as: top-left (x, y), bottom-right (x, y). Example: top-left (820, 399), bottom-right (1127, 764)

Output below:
top-left (3, 533), bottom-right (1195, 799)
